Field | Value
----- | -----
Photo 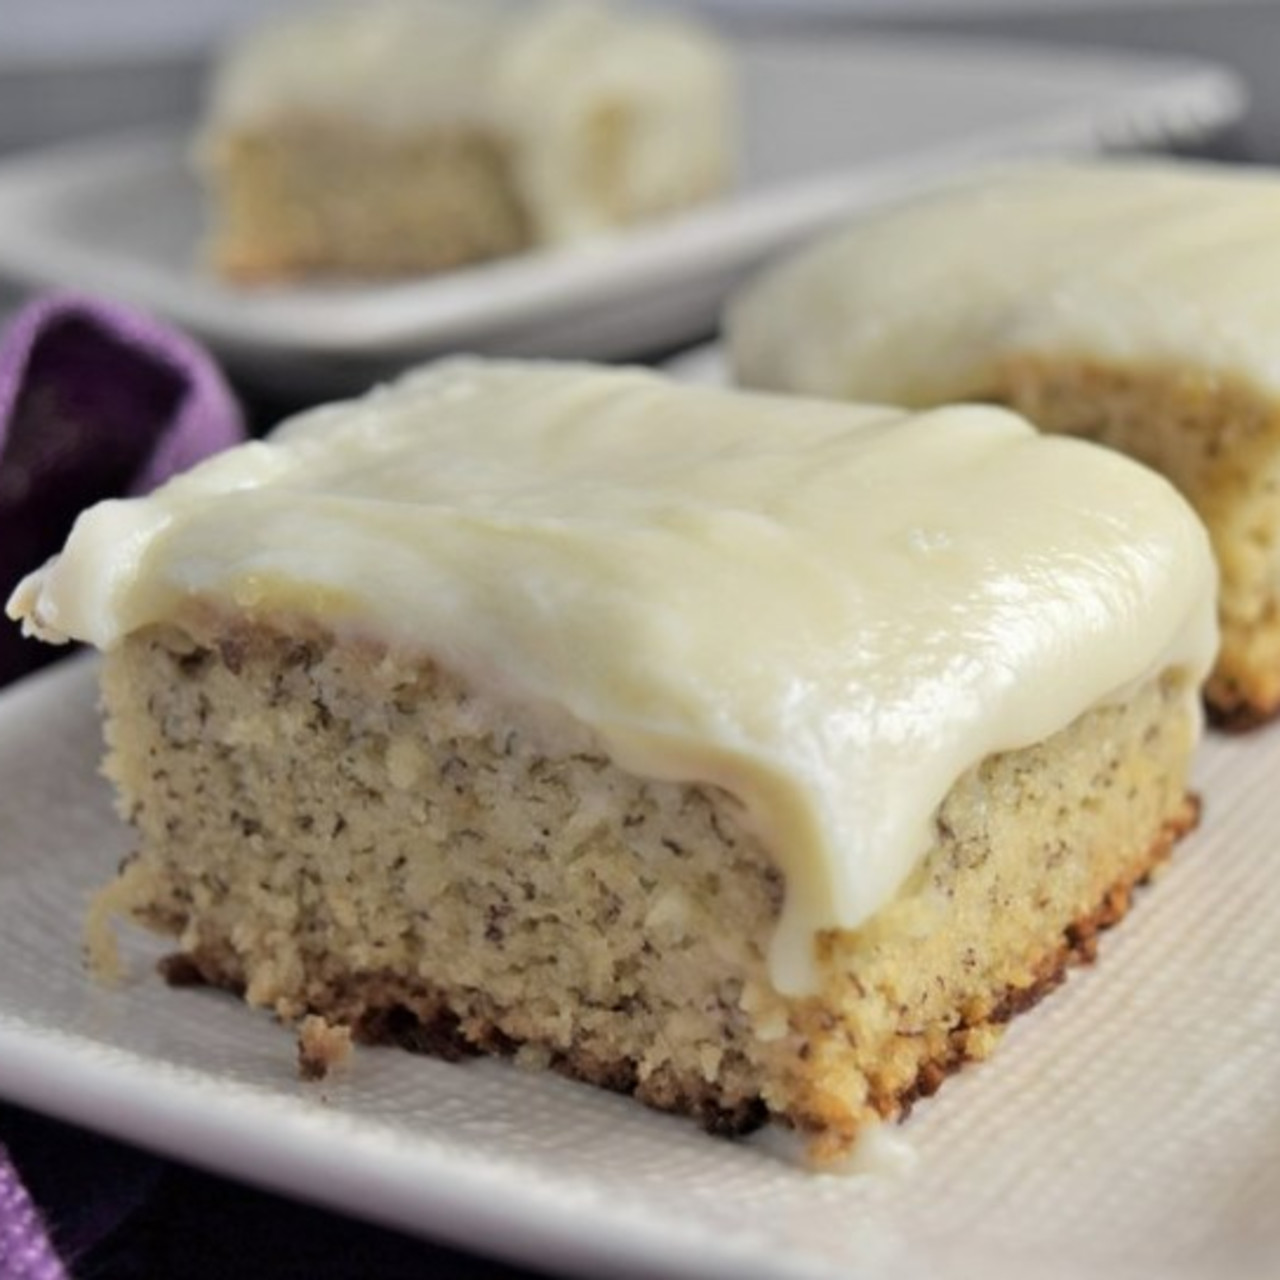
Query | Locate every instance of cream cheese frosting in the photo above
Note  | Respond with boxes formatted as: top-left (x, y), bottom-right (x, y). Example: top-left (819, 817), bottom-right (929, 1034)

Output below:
top-left (728, 158), bottom-right (1280, 405)
top-left (8, 360), bottom-right (1217, 993)
top-left (204, 0), bottom-right (734, 242)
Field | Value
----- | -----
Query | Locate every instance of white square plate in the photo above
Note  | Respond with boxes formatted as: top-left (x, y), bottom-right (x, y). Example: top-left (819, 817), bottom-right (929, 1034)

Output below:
top-left (0, 650), bottom-right (1278, 1280)
top-left (0, 33), bottom-right (1244, 398)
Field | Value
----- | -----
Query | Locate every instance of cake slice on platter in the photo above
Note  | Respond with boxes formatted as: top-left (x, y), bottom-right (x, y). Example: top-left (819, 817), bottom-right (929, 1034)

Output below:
top-left (9, 359), bottom-right (1216, 1164)
top-left (198, 0), bottom-right (735, 281)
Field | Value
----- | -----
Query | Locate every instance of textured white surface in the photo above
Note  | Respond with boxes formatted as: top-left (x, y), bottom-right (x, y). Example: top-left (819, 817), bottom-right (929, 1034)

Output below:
top-left (0, 35), bottom-right (1244, 395)
top-left (0, 655), bottom-right (1278, 1280)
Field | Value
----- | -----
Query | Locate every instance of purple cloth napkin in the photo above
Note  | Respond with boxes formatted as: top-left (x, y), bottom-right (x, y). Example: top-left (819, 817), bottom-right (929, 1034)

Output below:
top-left (0, 1146), bottom-right (65, 1280)
top-left (0, 291), bottom-right (245, 1273)
top-left (0, 290), bottom-right (244, 683)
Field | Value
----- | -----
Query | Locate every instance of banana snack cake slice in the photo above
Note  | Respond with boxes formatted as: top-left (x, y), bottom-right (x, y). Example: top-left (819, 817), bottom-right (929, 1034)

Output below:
top-left (10, 359), bottom-right (1216, 1163)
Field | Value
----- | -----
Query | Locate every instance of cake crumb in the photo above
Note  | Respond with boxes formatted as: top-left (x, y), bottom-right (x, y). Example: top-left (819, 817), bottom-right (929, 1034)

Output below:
top-left (297, 1015), bottom-right (353, 1081)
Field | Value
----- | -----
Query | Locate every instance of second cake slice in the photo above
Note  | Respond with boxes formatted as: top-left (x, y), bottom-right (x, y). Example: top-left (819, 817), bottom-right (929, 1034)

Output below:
top-left (728, 158), bottom-right (1280, 727)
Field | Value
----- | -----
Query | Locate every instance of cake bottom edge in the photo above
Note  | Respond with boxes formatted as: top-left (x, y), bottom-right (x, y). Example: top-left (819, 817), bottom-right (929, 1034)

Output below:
top-left (152, 792), bottom-right (1196, 1164)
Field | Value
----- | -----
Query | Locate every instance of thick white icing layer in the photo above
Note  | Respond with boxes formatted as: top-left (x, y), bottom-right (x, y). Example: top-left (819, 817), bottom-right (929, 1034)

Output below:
top-left (9, 360), bottom-right (1217, 994)
top-left (205, 0), bottom-right (734, 242)
top-left (728, 158), bottom-right (1280, 404)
